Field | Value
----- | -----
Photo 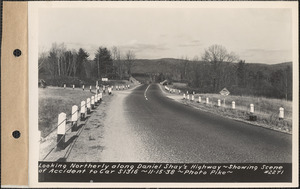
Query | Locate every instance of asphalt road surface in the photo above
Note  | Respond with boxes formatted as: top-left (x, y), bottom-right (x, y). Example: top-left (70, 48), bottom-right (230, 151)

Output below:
top-left (122, 84), bottom-right (292, 163)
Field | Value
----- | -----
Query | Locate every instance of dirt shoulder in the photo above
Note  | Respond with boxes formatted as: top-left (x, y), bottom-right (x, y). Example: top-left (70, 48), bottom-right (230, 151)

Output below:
top-left (159, 84), bottom-right (292, 135)
top-left (68, 85), bottom-right (146, 162)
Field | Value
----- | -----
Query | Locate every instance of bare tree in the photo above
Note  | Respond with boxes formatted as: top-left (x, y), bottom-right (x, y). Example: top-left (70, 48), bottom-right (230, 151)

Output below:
top-left (178, 56), bottom-right (190, 81)
top-left (47, 43), bottom-right (67, 76)
top-left (71, 49), bottom-right (78, 78)
top-left (112, 46), bottom-right (120, 60)
top-left (192, 56), bottom-right (199, 62)
top-left (38, 51), bottom-right (48, 71)
top-left (202, 44), bottom-right (238, 65)
top-left (202, 44), bottom-right (238, 92)
top-left (125, 50), bottom-right (135, 76)
top-left (112, 46), bottom-right (124, 79)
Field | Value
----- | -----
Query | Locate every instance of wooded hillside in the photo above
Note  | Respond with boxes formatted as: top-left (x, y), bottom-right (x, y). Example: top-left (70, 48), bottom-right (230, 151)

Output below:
top-left (39, 43), bottom-right (292, 100)
top-left (132, 59), bottom-right (292, 100)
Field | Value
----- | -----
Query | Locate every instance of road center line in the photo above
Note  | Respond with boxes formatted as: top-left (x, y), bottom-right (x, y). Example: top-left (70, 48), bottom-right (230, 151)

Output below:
top-left (144, 85), bottom-right (150, 100)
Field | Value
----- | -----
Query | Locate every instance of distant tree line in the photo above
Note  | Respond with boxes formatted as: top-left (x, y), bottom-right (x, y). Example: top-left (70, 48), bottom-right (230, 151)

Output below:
top-left (39, 43), bottom-right (135, 85)
top-left (157, 44), bottom-right (292, 100)
top-left (39, 43), bottom-right (292, 100)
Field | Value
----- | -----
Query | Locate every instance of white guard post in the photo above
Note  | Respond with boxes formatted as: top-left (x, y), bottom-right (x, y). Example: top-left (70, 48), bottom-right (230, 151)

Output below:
top-left (97, 93), bottom-right (100, 103)
top-left (249, 104), bottom-right (257, 121)
top-left (232, 101), bottom-right (235, 109)
top-left (57, 112), bottom-right (66, 149)
top-left (87, 98), bottom-right (91, 114)
top-left (279, 107), bottom-right (284, 120)
top-left (218, 99), bottom-right (221, 107)
top-left (95, 94), bottom-right (98, 106)
top-left (250, 104), bottom-right (254, 114)
top-left (198, 96), bottom-right (201, 103)
top-left (80, 101), bottom-right (86, 121)
top-left (206, 97), bottom-right (209, 104)
top-left (71, 105), bottom-right (78, 132)
top-left (91, 96), bottom-right (95, 109)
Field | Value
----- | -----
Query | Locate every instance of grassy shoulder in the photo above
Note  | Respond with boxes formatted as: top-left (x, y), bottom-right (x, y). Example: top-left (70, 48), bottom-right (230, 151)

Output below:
top-left (39, 87), bottom-right (99, 137)
top-left (39, 82), bottom-right (139, 161)
top-left (39, 79), bottom-right (136, 138)
top-left (161, 84), bottom-right (292, 134)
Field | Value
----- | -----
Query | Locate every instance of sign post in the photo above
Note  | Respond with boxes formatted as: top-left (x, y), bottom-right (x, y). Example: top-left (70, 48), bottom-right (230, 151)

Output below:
top-left (219, 88), bottom-right (230, 107)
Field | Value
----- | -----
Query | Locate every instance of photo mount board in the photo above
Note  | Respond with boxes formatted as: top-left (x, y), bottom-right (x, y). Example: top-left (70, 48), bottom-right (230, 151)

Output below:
top-left (1, 1), bottom-right (299, 188)
top-left (1, 1), bottom-right (29, 186)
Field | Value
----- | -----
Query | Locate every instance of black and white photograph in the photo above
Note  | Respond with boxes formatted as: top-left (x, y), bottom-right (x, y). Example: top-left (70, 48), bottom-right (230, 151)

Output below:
top-left (28, 1), bottom-right (298, 187)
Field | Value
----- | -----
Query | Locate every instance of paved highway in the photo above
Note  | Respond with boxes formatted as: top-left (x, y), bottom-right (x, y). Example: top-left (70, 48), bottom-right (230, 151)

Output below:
top-left (122, 84), bottom-right (292, 163)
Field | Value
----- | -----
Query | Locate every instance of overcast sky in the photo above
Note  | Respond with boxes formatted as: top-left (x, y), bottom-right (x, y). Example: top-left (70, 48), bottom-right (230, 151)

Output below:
top-left (39, 8), bottom-right (292, 64)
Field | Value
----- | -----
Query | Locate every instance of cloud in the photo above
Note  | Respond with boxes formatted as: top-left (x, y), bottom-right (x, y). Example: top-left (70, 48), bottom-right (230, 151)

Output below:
top-left (178, 40), bottom-right (203, 47)
top-left (120, 43), bottom-right (169, 53)
top-left (191, 40), bottom-right (201, 43)
top-left (65, 42), bottom-right (98, 51)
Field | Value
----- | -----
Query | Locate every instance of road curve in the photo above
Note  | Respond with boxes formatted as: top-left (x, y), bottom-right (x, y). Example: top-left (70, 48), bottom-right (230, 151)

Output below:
top-left (123, 84), bottom-right (292, 163)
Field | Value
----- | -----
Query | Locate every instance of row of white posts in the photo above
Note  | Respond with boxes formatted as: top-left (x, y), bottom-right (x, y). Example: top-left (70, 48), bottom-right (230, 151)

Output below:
top-left (63, 84), bottom-right (99, 92)
top-left (63, 85), bottom-right (131, 95)
top-left (63, 84), bottom-right (130, 92)
top-left (55, 92), bottom-right (103, 149)
top-left (183, 93), bottom-right (285, 120)
top-left (115, 85), bottom-right (130, 90)
top-left (164, 86), bottom-right (179, 94)
top-left (164, 87), bottom-right (285, 120)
